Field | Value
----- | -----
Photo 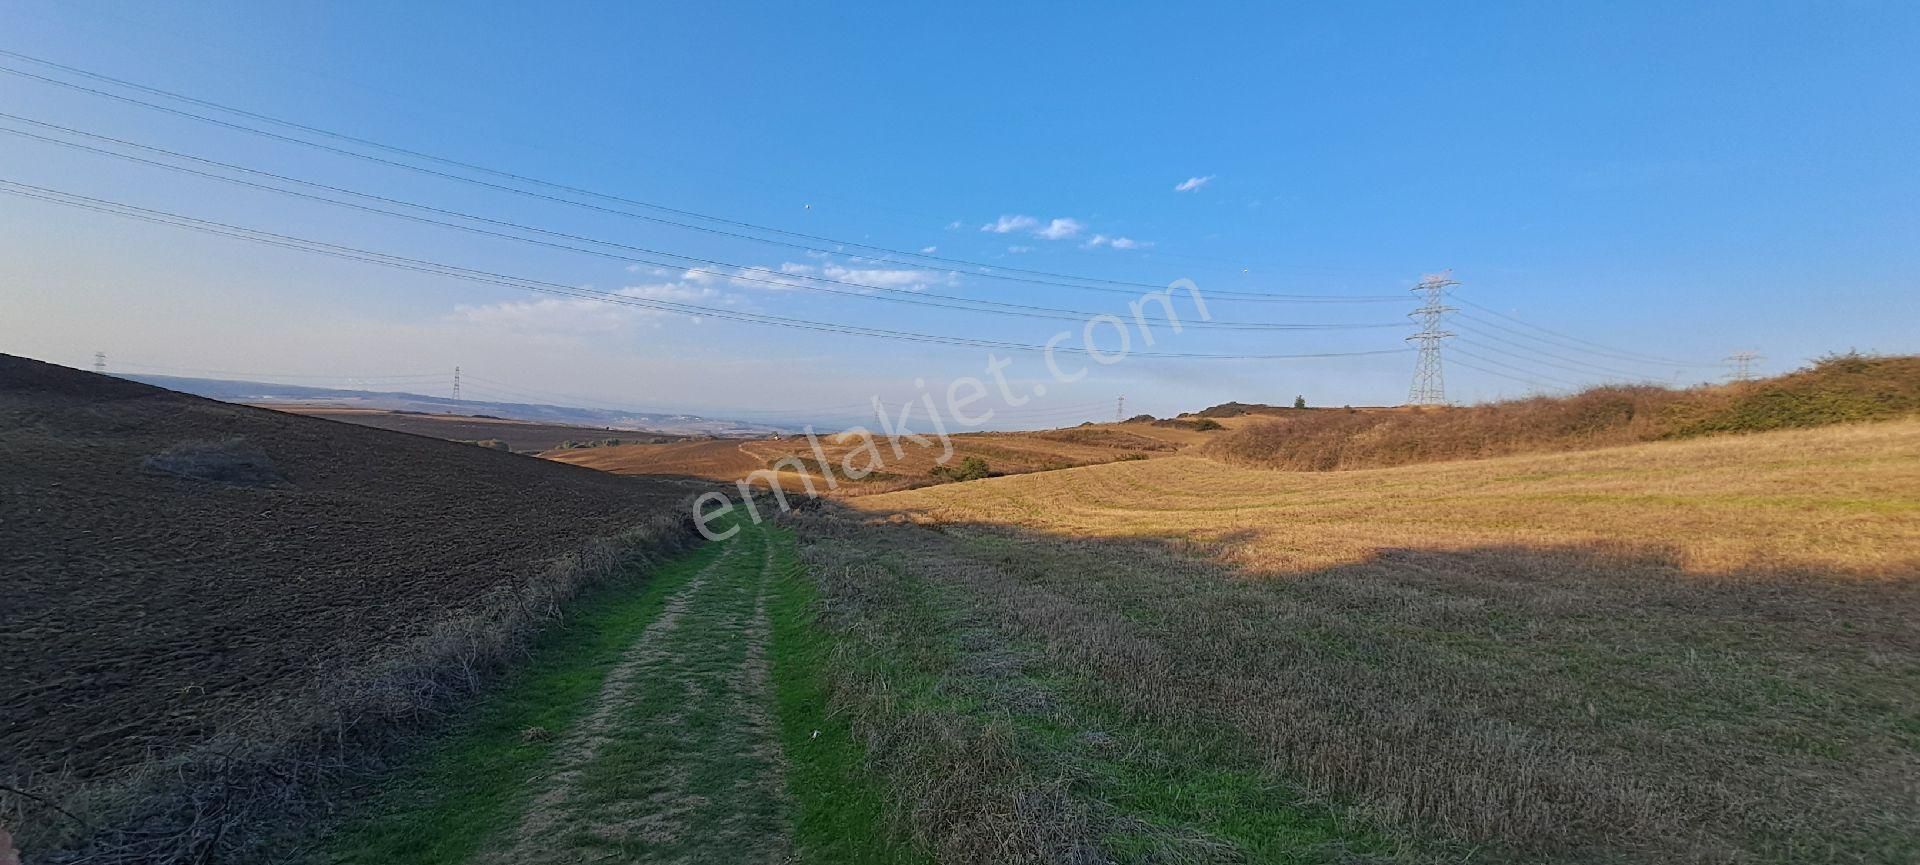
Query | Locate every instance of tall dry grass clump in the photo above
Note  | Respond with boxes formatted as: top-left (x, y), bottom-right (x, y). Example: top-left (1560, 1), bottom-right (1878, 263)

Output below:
top-left (1207, 353), bottom-right (1920, 471)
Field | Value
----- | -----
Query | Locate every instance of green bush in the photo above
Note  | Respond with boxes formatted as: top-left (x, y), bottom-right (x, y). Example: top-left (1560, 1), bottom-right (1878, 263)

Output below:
top-left (929, 455), bottom-right (992, 482)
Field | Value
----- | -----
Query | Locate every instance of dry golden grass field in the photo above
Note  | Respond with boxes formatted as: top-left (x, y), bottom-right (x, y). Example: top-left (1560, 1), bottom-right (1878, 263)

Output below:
top-left (786, 419), bottom-right (1920, 863)
top-left (545, 420), bottom-right (1223, 491)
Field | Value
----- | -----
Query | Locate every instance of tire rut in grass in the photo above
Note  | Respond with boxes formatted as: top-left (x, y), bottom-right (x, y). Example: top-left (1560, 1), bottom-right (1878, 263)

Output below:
top-left (488, 522), bottom-right (793, 864)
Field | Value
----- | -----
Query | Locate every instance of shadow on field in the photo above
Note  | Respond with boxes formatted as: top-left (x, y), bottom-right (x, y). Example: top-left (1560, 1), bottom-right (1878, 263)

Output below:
top-left (789, 500), bottom-right (1920, 864)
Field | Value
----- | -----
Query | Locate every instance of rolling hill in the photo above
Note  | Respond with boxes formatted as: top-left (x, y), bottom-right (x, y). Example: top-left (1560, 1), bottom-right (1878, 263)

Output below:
top-left (0, 354), bottom-right (696, 858)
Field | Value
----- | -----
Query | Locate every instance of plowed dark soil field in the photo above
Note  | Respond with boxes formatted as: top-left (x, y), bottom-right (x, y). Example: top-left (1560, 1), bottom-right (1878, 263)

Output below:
top-left (0, 354), bottom-right (688, 783)
top-left (267, 405), bottom-right (683, 452)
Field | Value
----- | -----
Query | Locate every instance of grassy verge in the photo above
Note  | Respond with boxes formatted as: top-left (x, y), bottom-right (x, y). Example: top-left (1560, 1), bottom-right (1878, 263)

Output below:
top-left (791, 514), bottom-right (1390, 863)
top-left (766, 523), bottom-right (928, 865)
top-left (326, 539), bottom-right (724, 863)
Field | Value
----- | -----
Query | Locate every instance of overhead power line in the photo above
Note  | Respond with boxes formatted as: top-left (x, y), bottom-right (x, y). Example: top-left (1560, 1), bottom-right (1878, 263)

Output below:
top-left (0, 178), bottom-right (1414, 363)
top-left (1451, 335), bottom-right (1658, 382)
top-left (0, 52), bottom-right (1407, 303)
top-left (0, 116), bottom-right (1407, 328)
top-left (1448, 347), bottom-right (1580, 392)
top-left (1447, 355), bottom-right (1574, 394)
top-left (1452, 297), bottom-right (1713, 367)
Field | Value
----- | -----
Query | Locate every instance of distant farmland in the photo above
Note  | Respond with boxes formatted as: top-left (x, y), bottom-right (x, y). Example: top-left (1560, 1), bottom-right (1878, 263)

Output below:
top-left (547, 420), bottom-right (1225, 492)
top-left (269, 404), bottom-right (684, 453)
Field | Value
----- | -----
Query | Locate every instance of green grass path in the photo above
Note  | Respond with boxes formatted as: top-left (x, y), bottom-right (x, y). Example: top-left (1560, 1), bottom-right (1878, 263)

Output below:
top-left (328, 517), bottom-right (917, 864)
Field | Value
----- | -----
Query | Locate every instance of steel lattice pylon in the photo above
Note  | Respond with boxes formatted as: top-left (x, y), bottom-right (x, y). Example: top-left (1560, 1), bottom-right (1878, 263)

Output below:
top-left (1407, 272), bottom-right (1458, 405)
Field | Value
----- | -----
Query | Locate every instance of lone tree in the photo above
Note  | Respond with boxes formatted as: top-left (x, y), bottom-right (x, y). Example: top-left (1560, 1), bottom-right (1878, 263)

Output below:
top-left (1294, 395), bottom-right (1308, 409)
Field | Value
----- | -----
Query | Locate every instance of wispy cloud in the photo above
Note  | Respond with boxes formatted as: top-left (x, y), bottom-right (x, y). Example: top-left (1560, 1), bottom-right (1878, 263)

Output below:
top-left (1035, 217), bottom-right (1084, 240)
top-left (920, 245), bottom-right (938, 254)
top-left (452, 280), bottom-right (724, 332)
top-left (1174, 175), bottom-right (1214, 192)
top-left (1007, 245), bottom-right (1033, 254)
top-left (980, 214), bottom-right (1040, 234)
top-left (1083, 234), bottom-right (1151, 250)
top-left (982, 213), bottom-right (1093, 242)
top-left (729, 261), bottom-right (959, 293)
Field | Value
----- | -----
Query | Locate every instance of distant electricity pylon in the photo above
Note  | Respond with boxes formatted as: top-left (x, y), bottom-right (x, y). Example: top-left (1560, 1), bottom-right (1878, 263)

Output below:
top-left (1726, 350), bottom-right (1761, 383)
top-left (92, 351), bottom-right (106, 374)
top-left (1116, 395), bottom-right (1125, 423)
top-left (1407, 271), bottom-right (1458, 406)
top-left (453, 365), bottom-right (462, 400)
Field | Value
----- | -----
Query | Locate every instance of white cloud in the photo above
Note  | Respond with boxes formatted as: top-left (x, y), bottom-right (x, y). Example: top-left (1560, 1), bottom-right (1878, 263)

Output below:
top-left (1035, 217), bottom-right (1084, 240)
top-left (738, 261), bottom-right (958, 293)
top-left (451, 280), bottom-right (723, 333)
top-left (1083, 234), bottom-right (1150, 250)
top-left (821, 263), bottom-right (955, 292)
top-left (1174, 175), bottom-right (1214, 192)
top-left (920, 246), bottom-right (938, 254)
top-left (1007, 245), bottom-right (1033, 254)
top-left (981, 214), bottom-right (1040, 234)
top-left (979, 213), bottom-right (1097, 242)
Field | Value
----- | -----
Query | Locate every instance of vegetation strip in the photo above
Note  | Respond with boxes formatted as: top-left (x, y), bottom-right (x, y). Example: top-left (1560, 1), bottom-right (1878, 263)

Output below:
top-left (790, 512), bottom-right (1390, 863)
top-left (332, 516), bottom-right (921, 865)
top-left (765, 522), bottom-right (928, 865)
top-left (328, 539), bottom-right (726, 863)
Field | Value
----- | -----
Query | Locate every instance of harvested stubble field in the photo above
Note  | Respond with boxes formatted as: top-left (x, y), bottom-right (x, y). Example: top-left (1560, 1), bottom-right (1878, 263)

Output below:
top-left (0, 354), bottom-right (692, 860)
top-left (791, 419), bottom-right (1920, 863)
top-left (550, 421), bottom-right (1218, 492)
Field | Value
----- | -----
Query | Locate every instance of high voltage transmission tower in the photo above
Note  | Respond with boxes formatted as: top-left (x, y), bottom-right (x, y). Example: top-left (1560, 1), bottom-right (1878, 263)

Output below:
top-left (453, 365), bottom-right (461, 400)
top-left (1407, 272), bottom-right (1458, 405)
top-left (1725, 350), bottom-right (1761, 383)
top-left (1116, 395), bottom-right (1125, 423)
top-left (92, 351), bottom-right (106, 374)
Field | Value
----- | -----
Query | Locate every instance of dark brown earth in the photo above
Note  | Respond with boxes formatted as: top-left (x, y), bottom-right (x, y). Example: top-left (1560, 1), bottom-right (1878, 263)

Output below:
top-left (0, 354), bottom-right (688, 782)
top-left (261, 405), bottom-right (683, 452)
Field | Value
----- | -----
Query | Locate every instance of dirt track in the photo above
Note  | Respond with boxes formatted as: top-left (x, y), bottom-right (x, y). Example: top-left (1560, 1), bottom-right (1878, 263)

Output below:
top-left (0, 355), bottom-right (689, 782)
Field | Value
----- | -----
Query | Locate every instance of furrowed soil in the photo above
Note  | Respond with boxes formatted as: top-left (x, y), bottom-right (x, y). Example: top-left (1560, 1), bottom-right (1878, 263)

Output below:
top-left (0, 354), bottom-right (688, 786)
top-left (267, 405), bottom-right (682, 453)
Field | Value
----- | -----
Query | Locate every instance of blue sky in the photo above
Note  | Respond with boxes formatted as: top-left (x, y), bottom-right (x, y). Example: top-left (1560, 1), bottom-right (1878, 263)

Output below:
top-left (2, 2), bottom-right (1915, 426)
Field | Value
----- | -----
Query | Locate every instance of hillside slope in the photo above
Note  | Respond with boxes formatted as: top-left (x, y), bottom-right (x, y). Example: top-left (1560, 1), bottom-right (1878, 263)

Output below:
top-left (1207, 353), bottom-right (1920, 471)
top-left (0, 356), bottom-right (691, 816)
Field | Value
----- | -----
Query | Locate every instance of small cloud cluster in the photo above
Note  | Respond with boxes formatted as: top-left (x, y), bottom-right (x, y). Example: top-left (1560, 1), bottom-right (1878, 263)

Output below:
top-left (980, 214), bottom-right (1040, 234)
top-left (694, 259), bottom-right (957, 294)
top-left (452, 279), bottom-right (724, 334)
top-left (981, 214), bottom-right (1085, 241)
top-left (1174, 175), bottom-right (1214, 192)
top-left (1083, 234), bottom-right (1149, 250)
top-left (980, 213), bottom-right (1144, 251)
